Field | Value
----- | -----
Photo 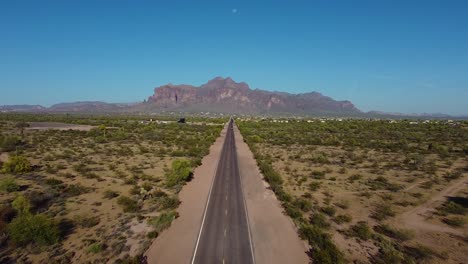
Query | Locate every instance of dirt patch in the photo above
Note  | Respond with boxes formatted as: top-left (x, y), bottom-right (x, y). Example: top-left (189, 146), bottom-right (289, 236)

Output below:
top-left (398, 175), bottom-right (467, 236)
top-left (144, 123), bottom-right (229, 263)
top-left (27, 122), bottom-right (95, 131)
top-left (233, 124), bottom-right (309, 264)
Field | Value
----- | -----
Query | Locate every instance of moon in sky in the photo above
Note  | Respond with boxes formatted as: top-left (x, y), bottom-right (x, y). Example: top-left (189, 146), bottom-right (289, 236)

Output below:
top-left (232, 8), bottom-right (237, 13)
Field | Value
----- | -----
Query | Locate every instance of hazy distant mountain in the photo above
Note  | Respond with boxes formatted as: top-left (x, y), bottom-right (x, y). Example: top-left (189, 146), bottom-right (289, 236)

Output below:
top-left (48, 101), bottom-right (132, 112)
top-left (143, 77), bottom-right (360, 115)
top-left (0, 105), bottom-right (46, 112)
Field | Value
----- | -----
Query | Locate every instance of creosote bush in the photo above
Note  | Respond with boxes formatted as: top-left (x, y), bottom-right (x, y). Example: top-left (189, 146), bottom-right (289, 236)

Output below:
top-left (0, 177), bottom-right (20, 193)
top-left (117, 196), bottom-right (140, 213)
top-left (2, 155), bottom-right (32, 174)
top-left (7, 195), bottom-right (60, 246)
top-left (165, 159), bottom-right (192, 187)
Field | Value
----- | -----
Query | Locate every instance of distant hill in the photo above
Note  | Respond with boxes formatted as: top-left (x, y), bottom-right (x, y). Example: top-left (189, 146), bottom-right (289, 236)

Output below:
top-left (0, 105), bottom-right (46, 112)
top-left (141, 77), bottom-right (360, 115)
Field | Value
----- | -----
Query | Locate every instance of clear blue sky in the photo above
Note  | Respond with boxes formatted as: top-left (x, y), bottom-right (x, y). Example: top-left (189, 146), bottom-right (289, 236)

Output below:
top-left (1, 0), bottom-right (467, 115)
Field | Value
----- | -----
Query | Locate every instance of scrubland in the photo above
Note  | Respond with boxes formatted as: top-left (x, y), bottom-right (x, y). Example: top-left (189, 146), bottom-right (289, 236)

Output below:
top-left (0, 113), bottom-right (224, 263)
top-left (238, 118), bottom-right (468, 264)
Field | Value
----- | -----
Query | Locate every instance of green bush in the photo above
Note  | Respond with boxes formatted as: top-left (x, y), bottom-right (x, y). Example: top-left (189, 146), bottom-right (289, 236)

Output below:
top-left (12, 195), bottom-right (31, 215)
top-left (371, 203), bottom-right (395, 221)
top-left (165, 159), bottom-right (192, 187)
top-left (0, 135), bottom-right (22, 152)
top-left (442, 216), bottom-right (465, 227)
top-left (7, 213), bottom-right (60, 245)
top-left (88, 242), bottom-right (105, 253)
top-left (148, 211), bottom-right (178, 232)
top-left (293, 197), bottom-right (312, 212)
top-left (0, 177), bottom-right (20, 192)
top-left (333, 214), bottom-right (352, 224)
top-left (374, 224), bottom-right (414, 241)
top-left (117, 196), bottom-right (140, 213)
top-left (308, 181), bottom-right (321, 191)
top-left (321, 206), bottom-right (336, 216)
top-left (103, 190), bottom-right (120, 199)
top-left (404, 244), bottom-right (436, 262)
top-left (299, 224), bottom-right (345, 264)
top-left (310, 212), bottom-right (330, 229)
top-left (438, 201), bottom-right (466, 215)
top-left (347, 221), bottom-right (372, 240)
top-left (156, 196), bottom-right (180, 210)
top-left (2, 155), bottom-right (32, 174)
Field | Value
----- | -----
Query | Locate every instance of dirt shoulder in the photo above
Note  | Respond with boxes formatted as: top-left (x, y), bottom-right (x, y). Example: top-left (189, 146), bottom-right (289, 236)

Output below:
top-left (144, 123), bottom-right (228, 263)
top-left (233, 124), bottom-right (309, 264)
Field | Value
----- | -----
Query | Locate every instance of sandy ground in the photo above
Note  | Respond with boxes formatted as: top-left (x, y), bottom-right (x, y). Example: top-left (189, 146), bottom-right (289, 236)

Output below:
top-left (144, 123), bottom-right (229, 263)
top-left (233, 124), bottom-right (309, 264)
top-left (398, 175), bottom-right (467, 236)
top-left (26, 122), bottom-right (95, 131)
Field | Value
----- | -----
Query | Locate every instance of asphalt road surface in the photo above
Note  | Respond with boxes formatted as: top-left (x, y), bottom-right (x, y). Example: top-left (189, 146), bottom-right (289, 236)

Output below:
top-left (192, 119), bottom-right (254, 264)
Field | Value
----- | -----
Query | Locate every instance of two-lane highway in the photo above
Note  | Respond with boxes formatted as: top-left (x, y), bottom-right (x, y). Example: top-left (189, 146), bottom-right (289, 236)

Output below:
top-left (192, 119), bottom-right (254, 264)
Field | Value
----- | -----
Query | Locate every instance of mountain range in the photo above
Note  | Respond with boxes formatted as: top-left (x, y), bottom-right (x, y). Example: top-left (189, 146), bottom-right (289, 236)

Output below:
top-left (0, 77), bottom-right (462, 118)
top-left (1, 77), bottom-right (361, 116)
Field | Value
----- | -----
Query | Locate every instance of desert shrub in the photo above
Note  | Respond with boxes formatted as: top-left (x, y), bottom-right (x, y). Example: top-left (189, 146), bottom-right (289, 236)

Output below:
top-left (321, 205), bottom-right (336, 216)
top-left (403, 244), bottom-right (436, 262)
top-left (334, 200), bottom-right (349, 209)
top-left (165, 159), bottom-right (192, 187)
top-left (367, 176), bottom-right (402, 192)
top-left (0, 135), bottom-right (22, 152)
top-left (2, 155), bottom-right (31, 174)
top-left (437, 201), bottom-right (466, 215)
top-left (293, 197), bottom-right (312, 212)
top-left (348, 174), bottom-right (362, 182)
top-left (258, 160), bottom-right (284, 188)
top-left (371, 203), bottom-right (395, 221)
top-left (442, 216), bottom-right (465, 227)
top-left (103, 190), bottom-right (119, 199)
top-left (45, 178), bottom-right (63, 186)
top-left (8, 213), bottom-right (60, 245)
top-left (347, 221), bottom-right (372, 240)
top-left (0, 205), bottom-right (16, 235)
top-left (65, 184), bottom-right (91, 196)
top-left (0, 177), bottom-right (20, 192)
top-left (308, 181), bottom-right (321, 191)
top-left (156, 196), bottom-right (180, 210)
top-left (299, 224), bottom-right (345, 264)
top-left (373, 239), bottom-right (405, 264)
top-left (310, 170), bottom-right (326, 179)
top-left (310, 212), bottom-right (330, 229)
top-left (374, 224), bottom-right (414, 241)
top-left (117, 196), bottom-right (140, 213)
top-left (285, 204), bottom-right (303, 221)
top-left (148, 211), bottom-right (178, 232)
top-left (75, 215), bottom-right (100, 228)
top-left (88, 242), bottom-right (105, 253)
top-left (333, 214), bottom-right (352, 224)
top-left (311, 153), bottom-right (329, 164)
top-left (147, 230), bottom-right (158, 239)
top-left (12, 195), bottom-right (31, 215)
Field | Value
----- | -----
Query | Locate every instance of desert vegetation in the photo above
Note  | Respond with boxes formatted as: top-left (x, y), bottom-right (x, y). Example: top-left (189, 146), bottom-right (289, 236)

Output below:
top-left (0, 113), bottom-right (224, 263)
top-left (238, 118), bottom-right (468, 263)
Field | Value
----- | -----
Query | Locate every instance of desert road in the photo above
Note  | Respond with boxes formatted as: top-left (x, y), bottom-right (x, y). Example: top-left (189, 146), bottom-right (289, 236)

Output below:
top-left (191, 119), bottom-right (255, 264)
